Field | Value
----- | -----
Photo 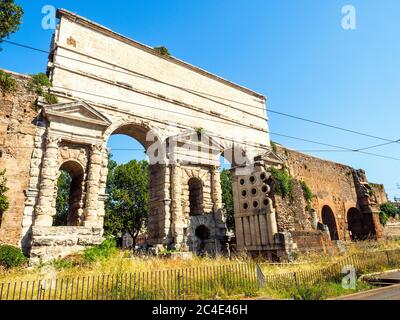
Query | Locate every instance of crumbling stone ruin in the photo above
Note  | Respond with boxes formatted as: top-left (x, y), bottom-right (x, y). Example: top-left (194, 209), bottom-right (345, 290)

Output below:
top-left (0, 9), bottom-right (387, 263)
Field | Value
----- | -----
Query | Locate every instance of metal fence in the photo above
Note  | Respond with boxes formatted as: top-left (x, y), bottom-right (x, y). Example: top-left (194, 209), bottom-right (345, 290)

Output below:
top-left (0, 263), bottom-right (257, 301)
top-left (259, 249), bottom-right (400, 289)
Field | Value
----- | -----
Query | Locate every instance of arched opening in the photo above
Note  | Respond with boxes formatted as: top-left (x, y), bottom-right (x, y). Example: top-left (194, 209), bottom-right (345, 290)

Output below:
top-left (54, 160), bottom-right (84, 226)
top-left (321, 205), bottom-right (339, 240)
top-left (188, 178), bottom-right (203, 216)
top-left (347, 208), bottom-right (375, 241)
top-left (195, 224), bottom-right (210, 255)
top-left (195, 224), bottom-right (210, 240)
top-left (105, 124), bottom-right (152, 248)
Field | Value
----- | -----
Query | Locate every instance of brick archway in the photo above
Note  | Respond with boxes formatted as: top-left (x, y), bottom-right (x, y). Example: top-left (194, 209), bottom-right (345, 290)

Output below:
top-left (321, 205), bottom-right (339, 240)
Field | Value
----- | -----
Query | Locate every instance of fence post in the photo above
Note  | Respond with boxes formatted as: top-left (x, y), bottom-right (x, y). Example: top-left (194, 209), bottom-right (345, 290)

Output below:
top-left (256, 264), bottom-right (265, 289)
top-left (294, 272), bottom-right (298, 287)
top-left (177, 271), bottom-right (181, 297)
top-left (386, 250), bottom-right (391, 266)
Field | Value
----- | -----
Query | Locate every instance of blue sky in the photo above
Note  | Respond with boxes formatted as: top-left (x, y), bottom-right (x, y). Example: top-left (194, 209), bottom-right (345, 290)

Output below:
top-left (1, 0), bottom-right (399, 199)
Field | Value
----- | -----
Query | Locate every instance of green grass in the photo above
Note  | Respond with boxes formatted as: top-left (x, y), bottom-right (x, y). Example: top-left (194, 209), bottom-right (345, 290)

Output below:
top-left (0, 240), bottom-right (399, 300)
top-left (261, 280), bottom-right (375, 300)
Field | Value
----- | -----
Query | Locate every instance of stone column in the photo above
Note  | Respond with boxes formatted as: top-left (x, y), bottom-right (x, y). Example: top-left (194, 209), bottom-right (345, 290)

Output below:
top-left (96, 147), bottom-right (110, 227)
top-left (170, 163), bottom-right (183, 249)
top-left (161, 165), bottom-right (172, 245)
top-left (34, 134), bottom-right (60, 227)
top-left (265, 201), bottom-right (278, 244)
top-left (84, 144), bottom-right (103, 227)
top-left (211, 166), bottom-right (223, 220)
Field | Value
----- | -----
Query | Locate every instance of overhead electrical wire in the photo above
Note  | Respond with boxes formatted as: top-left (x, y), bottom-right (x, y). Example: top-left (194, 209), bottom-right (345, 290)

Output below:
top-left (2, 40), bottom-right (400, 161)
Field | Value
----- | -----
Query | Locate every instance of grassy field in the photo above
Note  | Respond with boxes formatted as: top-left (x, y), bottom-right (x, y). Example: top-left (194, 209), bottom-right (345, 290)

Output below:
top-left (0, 239), bottom-right (399, 300)
top-left (259, 239), bottom-right (400, 275)
top-left (259, 279), bottom-right (375, 300)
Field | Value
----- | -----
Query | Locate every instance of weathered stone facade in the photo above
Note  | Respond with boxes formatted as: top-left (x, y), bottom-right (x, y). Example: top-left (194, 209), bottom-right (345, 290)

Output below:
top-left (1, 9), bottom-right (269, 261)
top-left (0, 9), bottom-right (389, 262)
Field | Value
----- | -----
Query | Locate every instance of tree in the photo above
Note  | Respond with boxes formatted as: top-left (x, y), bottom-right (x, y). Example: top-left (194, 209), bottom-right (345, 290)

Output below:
top-left (220, 169), bottom-right (235, 231)
top-left (0, 0), bottom-right (23, 47)
top-left (54, 171), bottom-right (71, 226)
top-left (104, 159), bottom-right (149, 246)
top-left (380, 202), bottom-right (399, 218)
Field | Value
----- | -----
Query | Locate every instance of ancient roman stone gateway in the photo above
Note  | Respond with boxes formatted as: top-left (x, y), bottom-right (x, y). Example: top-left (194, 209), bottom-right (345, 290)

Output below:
top-left (0, 9), bottom-right (386, 263)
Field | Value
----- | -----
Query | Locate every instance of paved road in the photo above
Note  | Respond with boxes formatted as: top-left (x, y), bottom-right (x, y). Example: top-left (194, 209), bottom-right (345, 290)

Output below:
top-left (364, 271), bottom-right (400, 285)
top-left (335, 284), bottom-right (400, 300)
top-left (336, 271), bottom-right (400, 300)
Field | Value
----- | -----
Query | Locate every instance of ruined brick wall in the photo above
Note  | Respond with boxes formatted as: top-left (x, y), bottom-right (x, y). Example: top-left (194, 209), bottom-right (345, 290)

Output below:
top-left (269, 168), bottom-right (332, 253)
top-left (271, 179), bottom-right (313, 233)
top-left (0, 71), bottom-right (37, 246)
top-left (275, 146), bottom-right (358, 240)
top-left (370, 183), bottom-right (388, 205)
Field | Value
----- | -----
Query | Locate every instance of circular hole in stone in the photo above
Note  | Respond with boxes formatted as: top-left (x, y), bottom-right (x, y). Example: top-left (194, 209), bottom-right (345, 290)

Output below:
top-left (249, 176), bottom-right (256, 184)
top-left (243, 203), bottom-right (249, 210)
top-left (264, 198), bottom-right (270, 206)
top-left (251, 188), bottom-right (257, 196)
top-left (241, 190), bottom-right (247, 197)
top-left (240, 179), bottom-right (245, 185)
top-left (253, 201), bottom-right (259, 208)
top-left (262, 185), bottom-right (269, 193)
top-left (260, 173), bottom-right (266, 180)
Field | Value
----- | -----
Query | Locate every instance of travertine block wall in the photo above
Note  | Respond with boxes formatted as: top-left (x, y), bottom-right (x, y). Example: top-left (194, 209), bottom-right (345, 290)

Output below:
top-left (51, 9), bottom-right (270, 153)
top-left (30, 226), bottom-right (103, 264)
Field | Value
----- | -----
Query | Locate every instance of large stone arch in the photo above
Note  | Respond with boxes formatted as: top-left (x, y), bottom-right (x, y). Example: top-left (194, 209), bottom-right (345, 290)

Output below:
top-left (103, 119), bottom-right (166, 152)
top-left (321, 205), bottom-right (339, 240)
top-left (103, 120), bottom-right (171, 249)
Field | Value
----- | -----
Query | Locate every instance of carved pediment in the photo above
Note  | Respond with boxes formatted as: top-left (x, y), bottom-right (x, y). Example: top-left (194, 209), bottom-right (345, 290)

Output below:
top-left (255, 150), bottom-right (284, 165)
top-left (43, 101), bottom-right (111, 128)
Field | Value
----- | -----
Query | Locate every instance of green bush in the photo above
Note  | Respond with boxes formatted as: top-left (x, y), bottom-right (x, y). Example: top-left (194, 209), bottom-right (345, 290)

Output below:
top-left (270, 141), bottom-right (278, 153)
top-left (0, 70), bottom-right (17, 95)
top-left (268, 167), bottom-right (293, 198)
top-left (381, 202), bottom-right (399, 218)
top-left (28, 73), bottom-right (51, 95)
top-left (290, 284), bottom-right (327, 300)
top-left (0, 170), bottom-right (9, 214)
top-left (380, 211), bottom-right (389, 226)
top-left (83, 238), bottom-right (117, 263)
top-left (300, 180), bottom-right (314, 210)
top-left (154, 46), bottom-right (171, 56)
top-left (0, 245), bottom-right (28, 269)
top-left (43, 92), bottom-right (58, 104)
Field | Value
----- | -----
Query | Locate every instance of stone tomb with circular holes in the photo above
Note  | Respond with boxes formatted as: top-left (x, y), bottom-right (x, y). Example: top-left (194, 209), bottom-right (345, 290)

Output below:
top-left (233, 167), bottom-right (279, 253)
